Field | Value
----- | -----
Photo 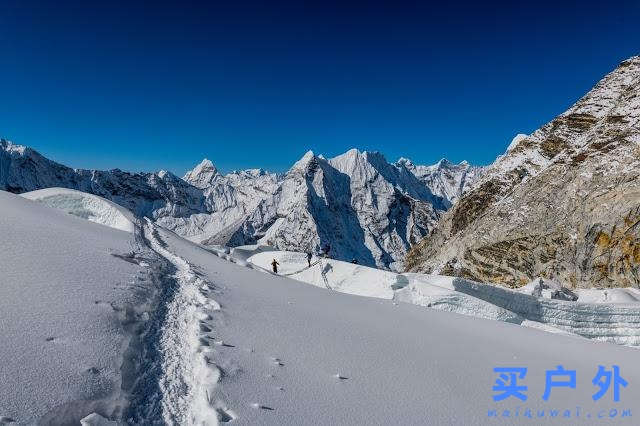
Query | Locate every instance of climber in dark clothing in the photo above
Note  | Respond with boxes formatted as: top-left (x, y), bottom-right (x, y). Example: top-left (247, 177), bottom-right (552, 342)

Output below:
top-left (271, 258), bottom-right (280, 274)
top-left (306, 252), bottom-right (312, 267)
top-left (351, 258), bottom-right (358, 264)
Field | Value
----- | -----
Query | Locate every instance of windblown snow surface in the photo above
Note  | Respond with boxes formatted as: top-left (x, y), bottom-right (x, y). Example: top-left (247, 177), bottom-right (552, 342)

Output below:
top-left (3, 189), bottom-right (640, 425)
top-left (0, 191), bottom-right (152, 423)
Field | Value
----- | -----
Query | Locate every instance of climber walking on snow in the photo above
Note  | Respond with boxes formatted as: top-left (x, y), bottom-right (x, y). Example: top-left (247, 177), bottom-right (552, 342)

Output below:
top-left (306, 252), bottom-right (312, 267)
top-left (271, 258), bottom-right (280, 274)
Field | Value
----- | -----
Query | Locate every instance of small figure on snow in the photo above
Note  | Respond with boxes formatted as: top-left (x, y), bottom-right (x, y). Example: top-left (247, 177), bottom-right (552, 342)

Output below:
top-left (306, 252), bottom-right (312, 268)
top-left (351, 258), bottom-right (358, 264)
top-left (271, 258), bottom-right (280, 274)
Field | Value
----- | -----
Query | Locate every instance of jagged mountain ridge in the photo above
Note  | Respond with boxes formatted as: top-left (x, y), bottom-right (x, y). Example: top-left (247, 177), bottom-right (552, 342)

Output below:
top-left (182, 148), bottom-right (483, 270)
top-left (0, 139), bottom-right (205, 217)
top-left (396, 157), bottom-right (484, 207)
top-left (406, 55), bottom-right (640, 288)
top-left (1, 139), bottom-right (480, 269)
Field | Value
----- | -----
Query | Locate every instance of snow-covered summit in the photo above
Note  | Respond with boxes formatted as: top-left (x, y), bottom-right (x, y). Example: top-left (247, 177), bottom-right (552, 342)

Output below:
top-left (182, 158), bottom-right (220, 189)
top-left (0, 138), bottom-right (27, 155)
top-left (246, 149), bottom-right (445, 269)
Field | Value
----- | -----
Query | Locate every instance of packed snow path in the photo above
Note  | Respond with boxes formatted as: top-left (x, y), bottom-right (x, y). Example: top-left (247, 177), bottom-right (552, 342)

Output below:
top-left (139, 219), bottom-right (234, 424)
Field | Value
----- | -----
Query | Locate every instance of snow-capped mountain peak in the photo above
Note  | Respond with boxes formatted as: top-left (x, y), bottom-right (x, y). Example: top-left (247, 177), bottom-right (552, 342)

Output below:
top-left (289, 150), bottom-right (317, 174)
top-left (183, 158), bottom-right (220, 188)
top-left (1, 138), bottom-right (27, 155)
top-left (328, 148), bottom-right (374, 175)
top-left (434, 158), bottom-right (452, 169)
top-left (395, 157), bottom-right (413, 167)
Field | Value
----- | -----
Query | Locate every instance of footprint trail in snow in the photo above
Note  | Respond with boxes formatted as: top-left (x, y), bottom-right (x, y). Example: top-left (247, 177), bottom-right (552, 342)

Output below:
top-left (142, 219), bottom-right (235, 424)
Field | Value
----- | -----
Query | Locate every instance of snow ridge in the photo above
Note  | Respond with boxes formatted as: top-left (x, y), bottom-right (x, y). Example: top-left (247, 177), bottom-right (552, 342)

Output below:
top-left (21, 187), bottom-right (136, 233)
top-left (246, 249), bottom-right (640, 346)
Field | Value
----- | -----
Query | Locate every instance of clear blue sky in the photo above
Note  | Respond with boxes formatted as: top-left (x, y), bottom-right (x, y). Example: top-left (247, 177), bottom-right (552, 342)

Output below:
top-left (1, 1), bottom-right (638, 175)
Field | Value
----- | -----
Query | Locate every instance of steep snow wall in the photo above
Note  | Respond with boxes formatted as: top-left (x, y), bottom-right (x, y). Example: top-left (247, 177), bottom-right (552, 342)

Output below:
top-left (22, 188), bottom-right (136, 233)
top-left (447, 277), bottom-right (640, 346)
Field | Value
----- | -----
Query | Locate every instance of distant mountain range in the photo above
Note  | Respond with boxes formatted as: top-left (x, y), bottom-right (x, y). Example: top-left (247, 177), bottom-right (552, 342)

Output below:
top-left (0, 139), bottom-right (483, 270)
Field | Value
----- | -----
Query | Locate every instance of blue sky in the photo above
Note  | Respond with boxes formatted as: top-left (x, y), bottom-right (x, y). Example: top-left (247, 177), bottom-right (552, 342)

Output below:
top-left (0, 1), bottom-right (639, 175)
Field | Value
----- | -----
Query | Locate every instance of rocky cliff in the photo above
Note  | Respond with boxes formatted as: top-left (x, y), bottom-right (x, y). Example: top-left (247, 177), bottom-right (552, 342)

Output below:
top-left (406, 56), bottom-right (640, 288)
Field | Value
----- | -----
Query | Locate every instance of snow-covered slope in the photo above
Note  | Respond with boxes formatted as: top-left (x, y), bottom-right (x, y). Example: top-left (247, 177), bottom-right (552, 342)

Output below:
top-left (148, 227), bottom-right (640, 425)
top-left (407, 55), bottom-right (640, 288)
top-left (0, 191), bottom-right (157, 423)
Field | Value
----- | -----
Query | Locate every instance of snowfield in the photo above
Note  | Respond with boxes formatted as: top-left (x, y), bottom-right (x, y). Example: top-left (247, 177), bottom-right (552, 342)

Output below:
top-left (3, 188), bottom-right (640, 425)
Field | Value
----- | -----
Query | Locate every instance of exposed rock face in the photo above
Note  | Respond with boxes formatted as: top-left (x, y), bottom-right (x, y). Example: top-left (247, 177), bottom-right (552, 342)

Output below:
top-left (406, 56), bottom-right (640, 289)
top-left (1, 140), bottom-right (481, 270)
